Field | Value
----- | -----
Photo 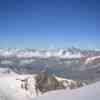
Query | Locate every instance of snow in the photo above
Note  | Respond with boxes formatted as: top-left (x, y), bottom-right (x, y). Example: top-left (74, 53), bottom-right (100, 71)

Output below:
top-left (85, 56), bottom-right (100, 64)
top-left (0, 48), bottom-right (100, 59)
top-left (33, 81), bottom-right (100, 100)
top-left (0, 72), bottom-right (99, 100)
top-left (0, 48), bottom-right (83, 59)
top-left (0, 74), bottom-right (33, 100)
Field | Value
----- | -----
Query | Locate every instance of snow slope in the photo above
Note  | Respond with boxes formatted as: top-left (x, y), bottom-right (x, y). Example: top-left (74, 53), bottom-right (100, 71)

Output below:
top-left (0, 74), bottom-right (32, 100)
top-left (0, 73), bottom-right (100, 100)
top-left (33, 81), bottom-right (100, 100)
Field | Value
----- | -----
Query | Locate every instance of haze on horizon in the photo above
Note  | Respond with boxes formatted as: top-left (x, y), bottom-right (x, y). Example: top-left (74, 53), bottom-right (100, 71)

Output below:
top-left (0, 0), bottom-right (99, 49)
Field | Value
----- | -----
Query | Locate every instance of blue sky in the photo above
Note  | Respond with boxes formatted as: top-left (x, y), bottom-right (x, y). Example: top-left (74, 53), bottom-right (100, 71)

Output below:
top-left (0, 0), bottom-right (99, 48)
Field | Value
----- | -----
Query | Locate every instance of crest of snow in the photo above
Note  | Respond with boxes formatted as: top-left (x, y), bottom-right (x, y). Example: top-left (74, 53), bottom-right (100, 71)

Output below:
top-left (54, 76), bottom-right (68, 81)
top-left (85, 56), bottom-right (100, 64)
top-left (17, 51), bottom-right (35, 58)
top-left (0, 51), bottom-right (13, 57)
top-left (0, 48), bottom-right (18, 57)
top-left (59, 52), bottom-right (82, 58)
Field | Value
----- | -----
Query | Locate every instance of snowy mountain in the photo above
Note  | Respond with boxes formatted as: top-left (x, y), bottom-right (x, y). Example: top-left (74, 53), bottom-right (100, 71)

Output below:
top-left (0, 48), bottom-right (99, 59)
top-left (0, 48), bottom-right (100, 80)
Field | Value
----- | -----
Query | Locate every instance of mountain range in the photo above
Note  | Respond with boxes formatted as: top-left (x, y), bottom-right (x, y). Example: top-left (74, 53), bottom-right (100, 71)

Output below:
top-left (0, 48), bottom-right (100, 81)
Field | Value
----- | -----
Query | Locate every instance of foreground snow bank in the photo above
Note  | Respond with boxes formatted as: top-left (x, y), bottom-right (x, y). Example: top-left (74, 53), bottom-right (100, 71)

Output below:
top-left (33, 81), bottom-right (100, 100)
top-left (0, 74), bottom-right (32, 100)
